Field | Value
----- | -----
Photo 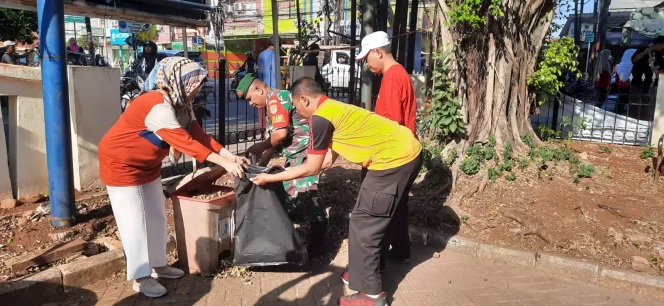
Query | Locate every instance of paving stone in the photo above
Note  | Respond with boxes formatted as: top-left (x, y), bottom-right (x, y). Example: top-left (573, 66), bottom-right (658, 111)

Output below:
top-left (16, 243), bottom-right (664, 306)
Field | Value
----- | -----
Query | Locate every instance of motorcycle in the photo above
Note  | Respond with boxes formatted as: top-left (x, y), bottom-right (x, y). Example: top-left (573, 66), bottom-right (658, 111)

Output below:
top-left (120, 69), bottom-right (145, 112)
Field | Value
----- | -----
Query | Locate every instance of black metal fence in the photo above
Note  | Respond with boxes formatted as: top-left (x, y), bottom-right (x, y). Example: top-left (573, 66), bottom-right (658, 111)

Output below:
top-left (530, 78), bottom-right (656, 146)
top-left (161, 58), bottom-right (364, 177)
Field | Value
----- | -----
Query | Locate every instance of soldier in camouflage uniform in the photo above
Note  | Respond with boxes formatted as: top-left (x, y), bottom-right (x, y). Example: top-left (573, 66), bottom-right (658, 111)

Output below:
top-left (235, 73), bottom-right (328, 256)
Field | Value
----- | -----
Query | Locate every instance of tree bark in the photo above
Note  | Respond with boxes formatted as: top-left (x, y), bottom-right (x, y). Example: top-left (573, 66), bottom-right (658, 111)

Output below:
top-left (433, 0), bottom-right (556, 151)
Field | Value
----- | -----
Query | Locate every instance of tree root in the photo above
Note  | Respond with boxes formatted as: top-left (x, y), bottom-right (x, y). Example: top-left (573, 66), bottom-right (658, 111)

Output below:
top-left (597, 204), bottom-right (630, 218)
top-left (501, 209), bottom-right (556, 246)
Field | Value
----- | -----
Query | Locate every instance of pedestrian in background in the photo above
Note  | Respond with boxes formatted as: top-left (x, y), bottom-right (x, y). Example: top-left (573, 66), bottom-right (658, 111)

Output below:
top-left (1, 41), bottom-right (30, 65)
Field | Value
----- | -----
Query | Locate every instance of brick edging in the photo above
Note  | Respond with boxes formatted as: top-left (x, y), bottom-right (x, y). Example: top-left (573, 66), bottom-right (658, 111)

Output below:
top-left (408, 226), bottom-right (664, 298)
top-left (0, 239), bottom-right (126, 303)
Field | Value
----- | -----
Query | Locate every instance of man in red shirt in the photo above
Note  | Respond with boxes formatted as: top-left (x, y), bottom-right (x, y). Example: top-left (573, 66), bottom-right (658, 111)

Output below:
top-left (356, 31), bottom-right (417, 271)
top-left (357, 31), bottom-right (417, 136)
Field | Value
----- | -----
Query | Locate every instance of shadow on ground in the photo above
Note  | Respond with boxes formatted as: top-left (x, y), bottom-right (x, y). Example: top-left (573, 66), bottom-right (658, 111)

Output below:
top-left (255, 163), bottom-right (460, 305)
top-left (3, 281), bottom-right (97, 306)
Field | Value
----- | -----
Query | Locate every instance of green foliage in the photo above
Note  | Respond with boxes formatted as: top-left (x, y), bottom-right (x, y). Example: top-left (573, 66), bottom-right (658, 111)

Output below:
top-left (505, 172), bottom-right (517, 181)
top-left (598, 145), bottom-right (612, 154)
top-left (560, 116), bottom-right (588, 144)
top-left (76, 35), bottom-right (100, 52)
top-left (429, 50), bottom-right (465, 138)
top-left (460, 215), bottom-right (470, 224)
top-left (488, 168), bottom-right (499, 182)
top-left (448, 0), bottom-right (504, 28)
top-left (460, 140), bottom-right (497, 176)
top-left (444, 151), bottom-right (458, 166)
top-left (576, 164), bottom-right (596, 181)
top-left (641, 145), bottom-right (656, 160)
top-left (503, 142), bottom-right (513, 161)
top-left (519, 158), bottom-right (529, 169)
top-left (0, 8), bottom-right (38, 44)
top-left (527, 37), bottom-right (580, 106)
top-left (421, 142), bottom-right (443, 173)
top-left (537, 125), bottom-right (561, 142)
top-left (498, 161), bottom-right (513, 173)
top-left (528, 145), bottom-right (578, 166)
top-left (522, 133), bottom-right (536, 149)
top-left (460, 155), bottom-right (482, 176)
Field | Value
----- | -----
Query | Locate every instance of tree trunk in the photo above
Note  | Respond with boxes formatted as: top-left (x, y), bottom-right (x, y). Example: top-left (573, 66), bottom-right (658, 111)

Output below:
top-left (434, 0), bottom-right (556, 150)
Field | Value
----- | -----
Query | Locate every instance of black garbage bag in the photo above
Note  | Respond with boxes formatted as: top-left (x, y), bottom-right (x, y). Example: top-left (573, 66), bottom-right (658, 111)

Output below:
top-left (233, 165), bottom-right (308, 266)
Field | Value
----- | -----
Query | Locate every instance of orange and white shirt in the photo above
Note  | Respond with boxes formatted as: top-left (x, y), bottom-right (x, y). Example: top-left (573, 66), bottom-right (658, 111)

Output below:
top-left (99, 91), bottom-right (223, 187)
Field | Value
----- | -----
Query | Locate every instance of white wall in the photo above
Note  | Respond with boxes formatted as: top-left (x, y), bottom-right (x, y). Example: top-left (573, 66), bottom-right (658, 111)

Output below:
top-left (0, 64), bottom-right (121, 200)
top-left (68, 66), bottom-right (121, 191)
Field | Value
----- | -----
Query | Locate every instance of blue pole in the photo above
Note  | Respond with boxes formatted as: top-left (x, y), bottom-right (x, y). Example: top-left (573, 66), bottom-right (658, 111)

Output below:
top-left (37, 0), bottom-right (76, 227)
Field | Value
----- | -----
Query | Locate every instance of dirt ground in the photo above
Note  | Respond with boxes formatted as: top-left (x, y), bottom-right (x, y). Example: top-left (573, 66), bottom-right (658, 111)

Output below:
top-left (415, 141), bottom-right (664, 276)
top-left (0, 190), bottom-right (117, 281)
top-left (4, 142), bottom-right (661, 281)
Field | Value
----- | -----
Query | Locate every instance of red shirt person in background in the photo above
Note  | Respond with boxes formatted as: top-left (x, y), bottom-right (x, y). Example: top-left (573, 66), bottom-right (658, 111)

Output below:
top-left (355, 30), bottom-right (417, 272)
top-left (356, 31), bottom-right (417, 136)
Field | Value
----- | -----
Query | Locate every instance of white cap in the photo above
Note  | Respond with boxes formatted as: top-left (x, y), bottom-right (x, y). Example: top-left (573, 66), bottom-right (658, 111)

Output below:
top-left (2, 41), bottom-right (16, 47)
top-left (356, 31), bottom-right (390, 60)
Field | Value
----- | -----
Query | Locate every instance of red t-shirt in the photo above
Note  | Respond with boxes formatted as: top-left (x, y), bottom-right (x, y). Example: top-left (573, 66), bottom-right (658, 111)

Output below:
top-left (375, 64), bottom-right (417, 136)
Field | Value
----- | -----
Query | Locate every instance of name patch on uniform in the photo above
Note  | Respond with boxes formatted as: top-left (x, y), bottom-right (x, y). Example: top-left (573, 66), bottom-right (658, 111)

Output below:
top-left (272, 114), bottom-right (284, 123)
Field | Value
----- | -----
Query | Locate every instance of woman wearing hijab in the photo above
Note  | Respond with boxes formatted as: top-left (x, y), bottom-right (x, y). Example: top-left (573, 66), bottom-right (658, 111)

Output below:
top-left (595, 49), bottom-right (612, 105)
top-left (98, 57), bottom-right (248, 297)
top-left (67, 38), bottom-right (84, 65)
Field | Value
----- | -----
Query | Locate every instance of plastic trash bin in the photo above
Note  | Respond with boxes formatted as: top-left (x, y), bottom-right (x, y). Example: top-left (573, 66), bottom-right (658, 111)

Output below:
top-left (169, 166), bottom-right (236, 275)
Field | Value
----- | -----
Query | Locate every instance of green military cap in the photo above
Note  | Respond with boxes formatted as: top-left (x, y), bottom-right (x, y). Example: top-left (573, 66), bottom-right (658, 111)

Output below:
top-left (236, 73), bottom-right (257, 99)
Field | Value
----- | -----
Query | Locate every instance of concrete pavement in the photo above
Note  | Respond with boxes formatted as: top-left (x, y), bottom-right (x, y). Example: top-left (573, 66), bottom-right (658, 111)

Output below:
top-left (44, 242), bottom-right (660, 306)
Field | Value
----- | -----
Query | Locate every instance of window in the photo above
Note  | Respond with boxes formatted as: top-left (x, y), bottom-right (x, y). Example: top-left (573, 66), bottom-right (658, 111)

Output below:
top-left (277, 0), bottom-right (296, 20)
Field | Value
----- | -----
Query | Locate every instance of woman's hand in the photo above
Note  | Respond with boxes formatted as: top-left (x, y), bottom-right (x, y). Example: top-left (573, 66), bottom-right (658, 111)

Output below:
top-left (206, 153), bottom-right (245, 178)
top-left (222, 160), bottom-right (245, 179)
top-left (250, 173), bottom-right (273, 186)
top-left (235, 155), bottom-right (251, 165)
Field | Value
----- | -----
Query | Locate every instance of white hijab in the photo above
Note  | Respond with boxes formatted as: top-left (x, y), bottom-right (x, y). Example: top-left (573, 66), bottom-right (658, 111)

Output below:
top-left (595, 49), bottom-right (612, 80)
top-left (615, 49), bottom-right (637, 81)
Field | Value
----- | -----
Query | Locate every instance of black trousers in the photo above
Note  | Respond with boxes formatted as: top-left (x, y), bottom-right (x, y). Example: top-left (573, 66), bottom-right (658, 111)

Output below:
top-left (350, 154), bottom-right (422, 294)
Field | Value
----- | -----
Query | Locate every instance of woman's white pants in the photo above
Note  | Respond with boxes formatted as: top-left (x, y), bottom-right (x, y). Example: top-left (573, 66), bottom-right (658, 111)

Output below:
top-left (107, 178), bottom-right (167, 280)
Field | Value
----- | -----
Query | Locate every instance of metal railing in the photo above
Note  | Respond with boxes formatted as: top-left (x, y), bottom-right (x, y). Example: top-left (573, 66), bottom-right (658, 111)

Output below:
top-left (530, 75), bottom-right (656, 146)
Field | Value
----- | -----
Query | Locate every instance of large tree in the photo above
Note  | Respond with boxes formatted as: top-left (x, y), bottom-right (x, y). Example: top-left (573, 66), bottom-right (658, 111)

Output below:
top-left (0, 8), bottom-right (38, 44)
top-left (424, 0), bottom-right (577, 198)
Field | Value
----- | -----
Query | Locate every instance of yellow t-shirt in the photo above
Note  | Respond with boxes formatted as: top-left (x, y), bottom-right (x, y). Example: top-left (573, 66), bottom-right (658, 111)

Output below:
top-left (307, 96), bottom-right (422, 170)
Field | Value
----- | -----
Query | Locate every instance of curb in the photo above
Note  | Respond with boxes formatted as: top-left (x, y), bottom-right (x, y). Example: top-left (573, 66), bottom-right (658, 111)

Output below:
top-left (409, 226), bottom-right (664, 299)
top-left (0, 238), bottom-right (126, 303)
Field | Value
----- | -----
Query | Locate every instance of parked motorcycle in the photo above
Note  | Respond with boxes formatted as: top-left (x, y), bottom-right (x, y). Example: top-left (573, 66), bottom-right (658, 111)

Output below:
top-left (120, 71), bottom-right (144, 112)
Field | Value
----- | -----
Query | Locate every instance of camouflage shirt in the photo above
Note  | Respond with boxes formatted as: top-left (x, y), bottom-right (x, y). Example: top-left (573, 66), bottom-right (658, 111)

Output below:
top-left (265, 88), bottom-right (319, 197)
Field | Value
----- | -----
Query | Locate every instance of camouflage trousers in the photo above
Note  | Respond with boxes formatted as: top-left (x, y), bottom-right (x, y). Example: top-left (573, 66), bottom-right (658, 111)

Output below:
top-left (281, 154), bottom-right (325, 221)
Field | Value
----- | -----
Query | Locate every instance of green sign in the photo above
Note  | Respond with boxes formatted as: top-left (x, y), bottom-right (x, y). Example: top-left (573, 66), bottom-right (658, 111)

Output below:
top-left (65, 15), bottom-right (86, 23)
top-left (172, 41), bottom-right (183, 50)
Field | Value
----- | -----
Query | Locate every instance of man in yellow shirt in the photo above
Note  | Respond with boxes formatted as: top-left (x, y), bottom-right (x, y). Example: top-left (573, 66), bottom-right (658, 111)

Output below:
top-left (251, 77), bottom-right (422, 306)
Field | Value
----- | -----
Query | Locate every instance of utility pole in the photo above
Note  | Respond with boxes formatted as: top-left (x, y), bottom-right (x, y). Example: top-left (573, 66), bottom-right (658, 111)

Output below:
top-left (574, 0), bottom-right (581, 45)
top-left (597, 0), bottom-right (611, 52)
top-left (36, 0), bottom-right (76, 227)
top-left (85, 17), bottom-right (94, 65)
top-left (349, 0), bottom-right (357, 104)
top-left (590, 0), bottom-right (599, 80)
top-left (183, 28), bottom-right (189, 57)
top-left (361, 0), bottom-right (377, 110)
top-left (272, 0), bottom-right (282, 89)
top-left (406, 0), bottom-right (419, 73)
top-left (391, 0), bottom-right (402, 56)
